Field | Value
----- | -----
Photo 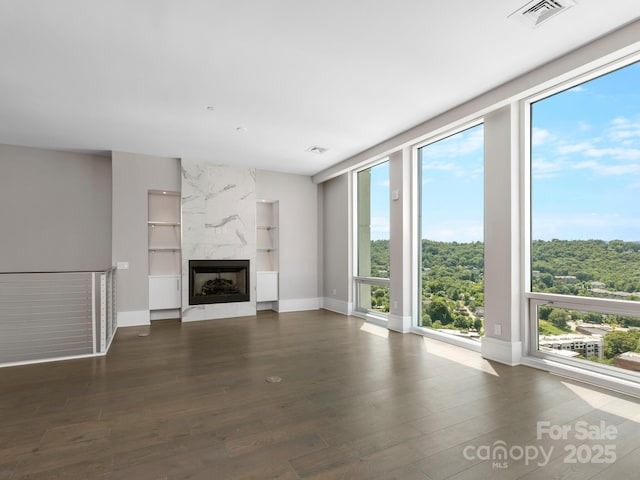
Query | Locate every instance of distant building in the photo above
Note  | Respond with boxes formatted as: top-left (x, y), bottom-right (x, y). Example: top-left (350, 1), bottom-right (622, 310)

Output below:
top-left (539, 334), bottom-right (603, 359)
top-left (554, 275), bottom-right (577, 284)
top-left (589, 288), bottom-right (640, 299)
top-left (576, 323), bottom-right (612, 336)
top-left (590, 281), bottom-right (606, 289)
top-left (614, 352), bottom-right (640, 371)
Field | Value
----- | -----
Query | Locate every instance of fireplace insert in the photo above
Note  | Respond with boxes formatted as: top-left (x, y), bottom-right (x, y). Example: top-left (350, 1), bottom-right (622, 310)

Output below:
top-left (189, 259), bottom-right (250, 305)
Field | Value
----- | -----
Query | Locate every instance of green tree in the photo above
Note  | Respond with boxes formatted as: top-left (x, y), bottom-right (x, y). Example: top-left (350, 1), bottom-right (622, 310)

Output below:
top-left (538, 306), bottom-right (553, 321)
top-left (548, 309), bottom-right (570, 329)
top-left (427, 297), bottom-right (454, 325)
top-left (603, 330), bottom-right (640, 359)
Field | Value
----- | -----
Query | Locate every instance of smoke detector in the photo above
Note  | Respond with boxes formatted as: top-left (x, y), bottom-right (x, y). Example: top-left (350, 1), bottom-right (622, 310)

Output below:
top-left (509, 0), bottom-right (576, 28)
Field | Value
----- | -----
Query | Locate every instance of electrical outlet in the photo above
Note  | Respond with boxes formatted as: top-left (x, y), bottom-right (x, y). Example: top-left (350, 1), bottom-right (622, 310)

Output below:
top-left (494, 324), bottom-right (502, 336)
top-left (332, 289), bottom-right (337, 296)
top-left (117, 261), bottom-right (129, 270)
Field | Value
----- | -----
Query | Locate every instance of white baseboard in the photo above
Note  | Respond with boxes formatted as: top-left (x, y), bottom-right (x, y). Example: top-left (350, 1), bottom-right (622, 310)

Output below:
top-left (150, 309), bottom-right (181, 321)
top-left (388, 314), bottom-right (412, 333)
top-left (411, 326), bottom-right (482, 352)
top-left (117, 310), bottom-right (150, 327)
top-left (181, 302), bottom-right (257, 322)
top-left (481, 336), bottom-right (522, 366)
top-left (321, 297), bottom-right (351, 315)
top-left (275, 297), bottom-right (320, 313)
top-left (521, 356), bottom-right (640, 398)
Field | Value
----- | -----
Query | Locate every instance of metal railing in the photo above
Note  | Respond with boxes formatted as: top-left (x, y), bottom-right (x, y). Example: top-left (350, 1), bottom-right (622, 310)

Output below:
top-left (0, 268), bottom-right (117, 366)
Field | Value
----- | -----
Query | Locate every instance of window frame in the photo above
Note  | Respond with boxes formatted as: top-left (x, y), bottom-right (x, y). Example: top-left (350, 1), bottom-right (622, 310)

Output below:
top-left (352, 157), bottom-right (391, 321)
top-left (413, 120), bottom-right (485, 345)
top-left (523, 53), bottom-right (640, 381)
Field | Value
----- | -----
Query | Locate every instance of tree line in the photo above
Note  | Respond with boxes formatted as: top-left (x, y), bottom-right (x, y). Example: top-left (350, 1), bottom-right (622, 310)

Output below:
top-left (369, 238), bottom-right (640, 336)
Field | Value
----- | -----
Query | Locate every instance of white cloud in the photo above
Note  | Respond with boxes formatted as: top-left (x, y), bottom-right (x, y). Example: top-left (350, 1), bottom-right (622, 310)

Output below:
top-left (556, 142), bottom-right (592, 154)
top-left (422, 161), bottom-right (466, 177)
top-left (568, 85), bottom-right (587, 93)
top-left (585, 147), bottom-right (640, 161)
top-left (611, 117), bottom-right (629, 126)
top-left (532, 212), bottom-right (640, 241)
top-left (421, 127), bottom-right (483, 159)
top-left (532, 128), bottom-right (552, 146)
top-left (376, 179), bottom-right (390, 188)
top-left (532, 158), bottom-right (563, 179)
top-left (422, 220), bottom-right (483, 242)
top-left (578, 121), bottom-right (592, 132)
top-left (607, 117), bottom-right (640, 142)
top-left (370, 216), bottom-right (390, 239)
top-left (571, 159), bottom-right (640, 175)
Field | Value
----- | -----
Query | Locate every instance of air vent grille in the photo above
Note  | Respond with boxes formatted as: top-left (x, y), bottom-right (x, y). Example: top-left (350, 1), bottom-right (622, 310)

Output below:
top-left (509, 0), bottom-right (576, 28)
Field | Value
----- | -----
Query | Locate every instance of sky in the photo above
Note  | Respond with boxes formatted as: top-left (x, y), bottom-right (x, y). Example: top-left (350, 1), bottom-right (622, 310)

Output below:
top-left (531, 60), bottom-right (640, 241)
top-left (367, 60), bottom-right (640, 243)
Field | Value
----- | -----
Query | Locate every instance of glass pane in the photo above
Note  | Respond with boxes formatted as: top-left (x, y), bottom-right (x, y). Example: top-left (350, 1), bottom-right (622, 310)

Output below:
top-left (419, 125), bottom-right (484, 339)
top-left (531, 61), bottom-right (640, 301)
top-left (537, 305), bottom-right (640, 376)
top-left (357, 161), bottom-right (390, 279)
top-left (357, 283), bottom-right (390, 314)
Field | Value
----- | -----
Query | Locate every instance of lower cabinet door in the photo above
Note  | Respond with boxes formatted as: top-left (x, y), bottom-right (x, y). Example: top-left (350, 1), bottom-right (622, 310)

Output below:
top-left (149, 275), bottom-right (181, 310)
top-left (257, 271), bottom-right (278, 302)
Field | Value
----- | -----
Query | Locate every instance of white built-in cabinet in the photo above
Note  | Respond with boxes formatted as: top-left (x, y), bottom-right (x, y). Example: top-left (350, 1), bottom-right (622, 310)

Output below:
top-left (256, 200), bottom-right (279, 302)
top-left (148, 191), bottom-right (181, 311)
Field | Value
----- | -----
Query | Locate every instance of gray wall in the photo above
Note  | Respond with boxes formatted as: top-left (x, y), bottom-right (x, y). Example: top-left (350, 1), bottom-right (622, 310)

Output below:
top-left (0, 143), bottom-right (111, 272)
top-left (320, 173), bottom-right (350, 308)
top-left (112, 151), bottom-right (180, 318)
top-left (256, 170), bottom-right (319, 306)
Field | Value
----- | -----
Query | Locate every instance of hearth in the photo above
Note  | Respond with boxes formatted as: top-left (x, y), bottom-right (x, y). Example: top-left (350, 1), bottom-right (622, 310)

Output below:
top-left (189, 259), bottom-right (250, 305)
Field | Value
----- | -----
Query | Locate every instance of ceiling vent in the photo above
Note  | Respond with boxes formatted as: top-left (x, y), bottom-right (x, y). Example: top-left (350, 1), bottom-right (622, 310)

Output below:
top-left (509, 0), bottom-right (576, 28)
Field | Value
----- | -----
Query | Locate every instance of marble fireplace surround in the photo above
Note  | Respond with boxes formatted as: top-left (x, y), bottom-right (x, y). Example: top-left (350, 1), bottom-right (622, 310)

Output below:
top-left (181, 160), bottom-right (257, 321)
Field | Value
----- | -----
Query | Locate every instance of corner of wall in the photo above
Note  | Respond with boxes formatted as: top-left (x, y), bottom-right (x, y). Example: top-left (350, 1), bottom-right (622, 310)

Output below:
top-left (481, 336), bottom-right (522, 366)
top-left (117, 310), bottom-right (151, 327)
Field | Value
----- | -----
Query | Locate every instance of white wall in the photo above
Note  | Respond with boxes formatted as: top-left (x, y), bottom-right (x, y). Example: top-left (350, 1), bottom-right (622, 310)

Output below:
top-left (0, 143), bottom-right (111, 272)
top-left (481, 106), bottom-right (522, 365)
top-left (111, 151), bottom-right (181, 326)
top-left (319, 173), bottom-right (351, 314)
top-left (256, 170), bottom-right (319, 312)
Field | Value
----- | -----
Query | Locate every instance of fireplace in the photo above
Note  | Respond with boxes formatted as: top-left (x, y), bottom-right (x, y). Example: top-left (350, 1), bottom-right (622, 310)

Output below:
top-left (189, 260), bottom-right (250, 305)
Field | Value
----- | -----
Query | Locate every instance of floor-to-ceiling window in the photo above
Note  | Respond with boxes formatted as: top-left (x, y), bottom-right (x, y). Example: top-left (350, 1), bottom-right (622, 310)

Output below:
top-left (529, 59), bottom-right (640, 379)
top-left (355, 160), bottom-right (390, 316)
top-left (418, 124), bottom-right (484, 340)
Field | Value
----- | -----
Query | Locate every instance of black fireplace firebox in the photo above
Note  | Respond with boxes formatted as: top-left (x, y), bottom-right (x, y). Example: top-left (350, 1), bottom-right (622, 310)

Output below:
top-left (189, 259), bottom-right (250, 305)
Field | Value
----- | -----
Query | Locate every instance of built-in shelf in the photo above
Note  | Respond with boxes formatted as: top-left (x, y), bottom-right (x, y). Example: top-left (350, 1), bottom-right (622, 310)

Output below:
top-left (148, 221), bottom-right (181, 227)
top-left (256, 200), bottom-right (279, 303)
top-left (148, 190), bottom-right (182, 309)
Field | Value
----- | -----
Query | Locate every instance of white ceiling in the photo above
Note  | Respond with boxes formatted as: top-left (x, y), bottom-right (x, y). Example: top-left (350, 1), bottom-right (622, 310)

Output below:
top-left (0, 1), bottom-right (639, 176)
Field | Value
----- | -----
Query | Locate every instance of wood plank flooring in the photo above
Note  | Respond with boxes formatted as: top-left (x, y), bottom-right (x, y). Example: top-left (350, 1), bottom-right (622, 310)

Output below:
top-left (1, 309), bottom-right (639, 479)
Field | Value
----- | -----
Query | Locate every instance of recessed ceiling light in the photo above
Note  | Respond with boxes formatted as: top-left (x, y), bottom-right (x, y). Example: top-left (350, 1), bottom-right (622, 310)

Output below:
top-left (206, 106), bottom-right (215, 111)
top-left (306, 146), bottom-right (328, 154)
top-left (236, 126), bottom-right (247, 133)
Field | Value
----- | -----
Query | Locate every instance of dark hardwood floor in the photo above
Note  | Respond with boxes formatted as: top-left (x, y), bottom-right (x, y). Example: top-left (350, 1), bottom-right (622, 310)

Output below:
top-left (1, 310), bottom-right (639, 479)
